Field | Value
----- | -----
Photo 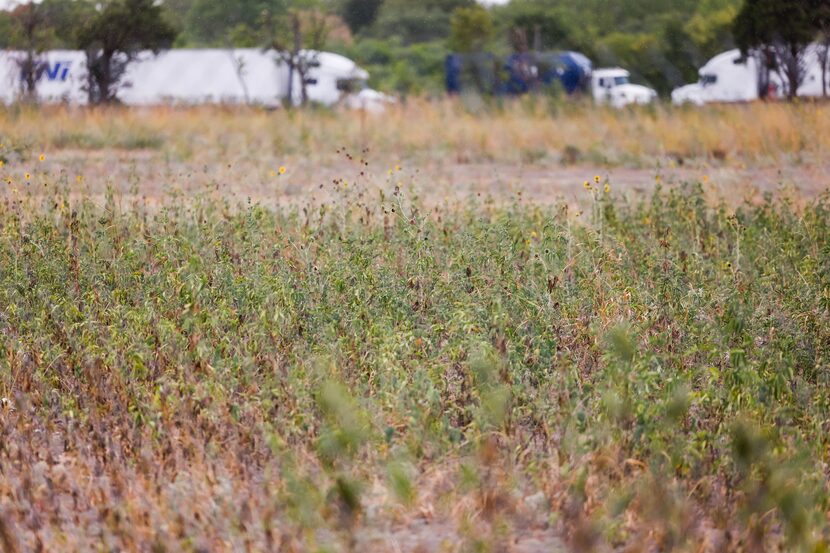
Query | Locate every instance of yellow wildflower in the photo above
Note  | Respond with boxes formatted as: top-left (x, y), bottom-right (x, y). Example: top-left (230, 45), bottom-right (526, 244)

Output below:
top-left (39, 154), bottom-right (45, 162)
top-left (278, 166), bottom-right (287, 175)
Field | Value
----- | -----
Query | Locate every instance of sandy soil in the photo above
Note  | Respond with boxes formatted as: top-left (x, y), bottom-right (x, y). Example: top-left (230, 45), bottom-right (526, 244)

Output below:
top-left (10, 149), bottom-right (829, 210)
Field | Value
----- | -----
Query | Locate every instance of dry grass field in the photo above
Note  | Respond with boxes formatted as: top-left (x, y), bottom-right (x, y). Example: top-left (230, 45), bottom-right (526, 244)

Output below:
top-left (0, 101), bottom-right (829, 552)
top-left (0, 100), bottom-right (828, 205)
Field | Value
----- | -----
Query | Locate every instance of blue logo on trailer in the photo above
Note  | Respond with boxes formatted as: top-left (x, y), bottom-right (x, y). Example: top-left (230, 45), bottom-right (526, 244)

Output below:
top-left (42, 62), bottom-right (72, 82)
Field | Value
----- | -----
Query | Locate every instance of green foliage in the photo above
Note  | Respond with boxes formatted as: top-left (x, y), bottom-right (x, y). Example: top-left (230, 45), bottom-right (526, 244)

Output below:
top-left (448, 5), bottom-right (495, 53)
top-left (339, 38), bottom-right (447, 95)
top-left (39, 0), bottom-right (97, 48)
top-left (338, 0), bottom-right (383, 34)
top-left (685, 0), bottom-right (740, 57)
top-left (499, 3), bottom-right (570, 52)
top-left (77, 0), bottom-right (177, 54)
top-left (0, 13), bottom-right (13, 49)
top-left (0, 0), bottom-right (95, 51)
top-left (183, 0), bottom-right (286, 45)
top-left (386, 461), bottom-right (416, 505)
top-left (316, 380), bottom-right (368, 465)
top-left (733, 0), bottom-right (815, 53)
top-left (369, 0), bottom-right (474, 45)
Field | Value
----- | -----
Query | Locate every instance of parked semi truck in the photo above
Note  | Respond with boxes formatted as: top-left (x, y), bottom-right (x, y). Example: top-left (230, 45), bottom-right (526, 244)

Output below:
top-left (0, 48), bottom-right (390, 109)
top-left (445, 51), bottom-right (591, 96)
top-left (672, 45), bottom-right (828, 105)
top-left (446, 51), bottom-right (657, 107)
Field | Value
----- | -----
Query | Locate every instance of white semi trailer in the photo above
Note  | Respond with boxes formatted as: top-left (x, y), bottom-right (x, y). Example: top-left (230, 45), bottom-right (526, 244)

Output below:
top-left (0, 48), bottom-right (390, 109)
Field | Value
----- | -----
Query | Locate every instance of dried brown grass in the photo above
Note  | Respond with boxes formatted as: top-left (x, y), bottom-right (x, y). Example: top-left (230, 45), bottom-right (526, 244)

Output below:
top-left (0, 99), bottom-right (827, 167)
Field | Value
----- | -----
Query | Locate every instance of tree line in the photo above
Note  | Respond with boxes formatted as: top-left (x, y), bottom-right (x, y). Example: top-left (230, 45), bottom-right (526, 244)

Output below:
top-left (0, 0), bottom-right (828, 102)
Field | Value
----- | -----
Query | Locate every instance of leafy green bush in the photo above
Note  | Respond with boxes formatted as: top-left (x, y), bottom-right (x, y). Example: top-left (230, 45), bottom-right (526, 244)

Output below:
top-left (338, 38), bottom-right (448, 96)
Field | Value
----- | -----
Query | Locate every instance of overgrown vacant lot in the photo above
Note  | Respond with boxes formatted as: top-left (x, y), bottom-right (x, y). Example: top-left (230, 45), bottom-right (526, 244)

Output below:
top-left (1, 178), bottom-right (829, 551)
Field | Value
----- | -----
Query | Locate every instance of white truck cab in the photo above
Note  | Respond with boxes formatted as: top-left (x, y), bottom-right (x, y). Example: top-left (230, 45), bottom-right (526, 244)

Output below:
top-left (592, 68), bottom-right (658, 108)
top-left (671, 49), bottom-right (761, 105)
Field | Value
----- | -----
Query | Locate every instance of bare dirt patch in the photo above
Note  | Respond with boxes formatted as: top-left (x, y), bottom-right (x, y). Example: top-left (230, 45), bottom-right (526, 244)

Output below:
top-left (14, 149), bottom-right (830, 209)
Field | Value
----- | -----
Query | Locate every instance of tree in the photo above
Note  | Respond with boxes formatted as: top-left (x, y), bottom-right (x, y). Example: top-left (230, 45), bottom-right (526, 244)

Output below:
top-left (184, 0), bottom-right (285, 45)
top-left (0, 12), bottom-right (14, 49)
top-left (501, 4), bottom-right (569, 52)
top-left (39, 0), bottom-right (96, 47)
top-left (814, 0), bottom-right (830, 97)
top-left (340, 0), bottom-right (383, 35)
top-left (656, 17), bottom-right (700, 91)
top-left (262, 2), bottom-right (336, 106)
top-left (448, 5), bottom-right (494, 53)
top-left (8, 2), bottom-right (49, 102)
top-left (684, 0), bottom-right (739, 59)
top-left (77, 0), bottom-right (177, 104)
top-left (371, 0), bottom-right (474, 45)
top-left (160, 0), bottom-right (195, 45)
top-left (733, 0), bottom-right (816, 100)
